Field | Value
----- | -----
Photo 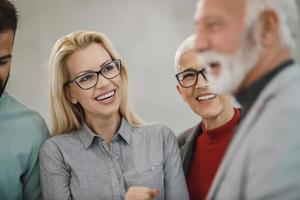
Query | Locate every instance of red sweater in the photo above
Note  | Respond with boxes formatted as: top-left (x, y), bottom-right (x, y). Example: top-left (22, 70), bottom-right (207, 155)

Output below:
top-left (187, 108), bottom-right (240, 200)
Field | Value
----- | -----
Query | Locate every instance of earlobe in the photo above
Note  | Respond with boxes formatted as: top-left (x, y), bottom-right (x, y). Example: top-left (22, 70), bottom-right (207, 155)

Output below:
top-left (66, 88), bottom-right (78, 104)
top-left (176, 84), bottom-right (182, 95)
top-left (70, 98), bottom-right (78, 104)
top-left (176, 84), bottom-right (188, 102)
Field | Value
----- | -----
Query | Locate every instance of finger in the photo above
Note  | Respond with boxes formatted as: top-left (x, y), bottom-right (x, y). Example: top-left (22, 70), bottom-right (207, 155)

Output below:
top-left (126, 187), bottom-right (160, 200)
top-left (148, 189), bottom-right (160, 198)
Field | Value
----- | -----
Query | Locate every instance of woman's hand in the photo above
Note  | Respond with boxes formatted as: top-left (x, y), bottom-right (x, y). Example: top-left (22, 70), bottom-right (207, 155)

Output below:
top-left (125, 186), bottom-right (160, 200)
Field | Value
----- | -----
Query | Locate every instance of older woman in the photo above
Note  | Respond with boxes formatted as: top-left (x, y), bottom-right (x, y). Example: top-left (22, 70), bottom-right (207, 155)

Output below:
top-left (39, 31), bottom-right (188, 200)
top-left (175, 35), bottom-right (240, 200)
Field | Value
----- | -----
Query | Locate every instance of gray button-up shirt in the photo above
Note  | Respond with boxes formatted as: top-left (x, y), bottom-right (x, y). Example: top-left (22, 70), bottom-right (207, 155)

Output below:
top-left (39, 118), bottom-right (189, 200)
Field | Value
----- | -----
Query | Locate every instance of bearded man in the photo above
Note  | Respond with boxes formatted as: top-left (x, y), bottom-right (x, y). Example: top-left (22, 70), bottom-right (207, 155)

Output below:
top-left (194, 0), bottom-right (300, 199)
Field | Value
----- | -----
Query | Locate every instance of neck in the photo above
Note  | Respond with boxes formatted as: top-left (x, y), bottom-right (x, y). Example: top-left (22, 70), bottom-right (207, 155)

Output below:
top-left (85, 113), bottom-right (121, 143)
top-left (202, 105), bottom-right (235, 131)
top-left (241, 47), bottom-right (291, 90)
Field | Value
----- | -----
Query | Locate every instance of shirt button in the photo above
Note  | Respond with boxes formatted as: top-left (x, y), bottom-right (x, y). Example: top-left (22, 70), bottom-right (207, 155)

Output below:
top-left (151, 166), bottom-right (155, 171)
top-left (114, 154), bottom-right (119, 160)
top-left (117, 172), bottom-right (121, 180)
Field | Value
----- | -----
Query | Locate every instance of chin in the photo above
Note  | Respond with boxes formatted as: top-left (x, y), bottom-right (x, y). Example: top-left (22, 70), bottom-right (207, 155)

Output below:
top-left (199, 107), bottom-right (222, 119)
top-left (201, 112), bottom-right (219, 120)
top-left (102, 104), bottom-right (120, 116)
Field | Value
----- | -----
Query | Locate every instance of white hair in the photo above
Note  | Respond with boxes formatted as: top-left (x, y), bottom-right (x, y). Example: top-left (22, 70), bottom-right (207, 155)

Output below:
top-left (246, 0), bottom-right (299, 51)
top-left (174, 34), bottom-right (196, 73)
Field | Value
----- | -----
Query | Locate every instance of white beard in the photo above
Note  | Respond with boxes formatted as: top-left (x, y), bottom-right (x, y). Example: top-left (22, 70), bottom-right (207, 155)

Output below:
top-left (197, 31), bottom-right (262, 95)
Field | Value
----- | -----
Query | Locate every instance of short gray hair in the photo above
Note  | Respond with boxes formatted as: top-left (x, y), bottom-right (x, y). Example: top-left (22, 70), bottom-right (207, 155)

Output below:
top-left (174, 35), bottom-right (196, 73)
top-left (246, 0), bottom-right (299, 51)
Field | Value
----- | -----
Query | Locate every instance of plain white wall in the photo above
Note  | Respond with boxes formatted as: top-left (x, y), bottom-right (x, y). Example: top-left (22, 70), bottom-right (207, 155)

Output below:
top-left (6, 0), bottom-right (300, 135)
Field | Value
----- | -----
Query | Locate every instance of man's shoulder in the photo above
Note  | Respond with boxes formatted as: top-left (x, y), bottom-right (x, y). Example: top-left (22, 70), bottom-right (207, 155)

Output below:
top-left (240, 63), bottom-right (300, 142)
top-left (251, 63), bottom-right (300, 115)
top-left (2, 93), bottom-right (44, 120)
top-left (0, 93), bottom-right (49, 139)
top-left (272, 63), bottom-right (300, 89)
top-left (264, 64), bottom-right (300, 104)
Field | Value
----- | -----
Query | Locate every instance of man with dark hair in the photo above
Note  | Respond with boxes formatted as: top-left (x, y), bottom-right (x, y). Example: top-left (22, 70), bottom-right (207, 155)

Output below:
top-left (0, 0), bottom-right (17, 98)
top-left (0, 0), bottom-right (49, 199)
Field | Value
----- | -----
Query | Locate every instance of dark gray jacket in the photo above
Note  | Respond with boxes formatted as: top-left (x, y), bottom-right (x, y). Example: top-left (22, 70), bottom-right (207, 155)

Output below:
top-left (177, 123), bottom-right (202, 177)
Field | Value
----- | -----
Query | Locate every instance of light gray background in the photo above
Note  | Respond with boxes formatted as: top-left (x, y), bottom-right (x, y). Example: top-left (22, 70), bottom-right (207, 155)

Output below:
top-left (7, 0), bottom-right (300, 134)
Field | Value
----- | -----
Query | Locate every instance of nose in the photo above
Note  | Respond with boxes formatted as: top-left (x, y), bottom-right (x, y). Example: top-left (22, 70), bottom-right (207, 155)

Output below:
top-left (195, 73), bottom-right (209, 89)
top-left (195, 28), bottom-right (209, 53)
top-left (95, 74), bottom-right (109, 89)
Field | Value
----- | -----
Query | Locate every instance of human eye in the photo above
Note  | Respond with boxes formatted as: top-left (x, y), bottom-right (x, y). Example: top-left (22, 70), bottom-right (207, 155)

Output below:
top-left (102, 63), bottom-right (115, 73)
top-left (77, 73), bottom-right (95, 83)
top-left (0, 60), bottom-right (9, 67)
top-left (206, 19), bottom-right (224, 30)
top-left (0, 56), bottom-right (11, 67)
top-left (181, 71), bottom-right (196, 80)
top-left (0, 61), bottom-right (7, 66)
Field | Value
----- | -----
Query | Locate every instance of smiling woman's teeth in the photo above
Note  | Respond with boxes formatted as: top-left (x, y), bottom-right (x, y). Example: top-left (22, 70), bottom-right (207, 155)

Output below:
top-left (197, 94), bottom-right (216, 101)
top-left (96, 90), bottom-right (115, 101)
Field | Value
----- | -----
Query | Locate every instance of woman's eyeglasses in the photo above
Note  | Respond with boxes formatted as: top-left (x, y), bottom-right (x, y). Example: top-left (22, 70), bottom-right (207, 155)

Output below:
top-left (65, 59), bottom-right (121, 90)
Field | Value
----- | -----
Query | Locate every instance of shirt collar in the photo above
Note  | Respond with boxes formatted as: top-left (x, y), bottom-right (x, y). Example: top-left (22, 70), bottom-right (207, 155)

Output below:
top-left (79, 117), bottom-right (133, 149)
top-left (0, 92), bottom-right (8, 105)
top-left (236, 59), bottom-right (294, 119)
top-left (79, 123), bottom-right (98, 149)
top-left (116, 117), bottom-right (132, 145)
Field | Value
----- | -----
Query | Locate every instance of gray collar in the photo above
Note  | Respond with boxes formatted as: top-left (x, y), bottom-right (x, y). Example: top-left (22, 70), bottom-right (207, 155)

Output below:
top-left (79, 117), bottom-right (133, 149)
top-left (116, 117), bottom-right (132, 145)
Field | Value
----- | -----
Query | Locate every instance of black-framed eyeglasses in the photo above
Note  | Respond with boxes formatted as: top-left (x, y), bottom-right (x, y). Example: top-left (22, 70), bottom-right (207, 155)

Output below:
top-left (175, 68), bottom-right (208, 88)
top-left (65, 59), bottom-right (121, 90)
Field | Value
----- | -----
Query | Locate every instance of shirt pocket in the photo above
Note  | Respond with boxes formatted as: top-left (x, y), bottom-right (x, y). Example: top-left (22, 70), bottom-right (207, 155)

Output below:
top-left (71, 166), bottom-right (113, 199)
top-left (124, 163), bottom-right (164, 191)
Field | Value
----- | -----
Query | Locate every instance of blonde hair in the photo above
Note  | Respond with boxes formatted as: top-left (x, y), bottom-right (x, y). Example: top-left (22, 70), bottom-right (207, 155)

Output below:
top-left (49, 31), bottom-right (143, 136)
top-left (174, 34), bottom-right (196, 73)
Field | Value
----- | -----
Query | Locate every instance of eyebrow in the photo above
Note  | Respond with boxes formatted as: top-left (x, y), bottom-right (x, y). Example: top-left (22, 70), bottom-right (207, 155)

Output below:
top-left (194, 15), bottom-right (224, 25)
top-left (182, 68), bottom-right (198, 72)
top-left (181, 67), bottom-right (205, 72)
top-left (0, 54), bottom-right (12, 61)
top-left (74, 59), bottom-right (112, 77)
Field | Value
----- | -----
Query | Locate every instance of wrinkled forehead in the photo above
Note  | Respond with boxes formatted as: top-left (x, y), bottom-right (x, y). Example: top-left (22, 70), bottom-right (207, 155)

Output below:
top-left (195, 0), bottom-right (246, 22)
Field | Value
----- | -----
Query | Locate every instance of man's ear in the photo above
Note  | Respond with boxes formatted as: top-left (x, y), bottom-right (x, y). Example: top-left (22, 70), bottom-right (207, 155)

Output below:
top-left (176, 84), bottom-right (188, 102)
top-left (258, 10), bottom-right (280, 47)
top-left (66, 88), bottom-right (78, 104)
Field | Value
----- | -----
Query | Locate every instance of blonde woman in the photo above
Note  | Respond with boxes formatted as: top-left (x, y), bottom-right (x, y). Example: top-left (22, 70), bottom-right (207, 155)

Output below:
top-left (39, 31), bottom-right (188, 200)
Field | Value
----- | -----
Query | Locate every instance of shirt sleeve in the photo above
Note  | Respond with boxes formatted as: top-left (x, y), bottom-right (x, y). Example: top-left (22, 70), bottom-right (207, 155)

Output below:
top-left (39, 139), bottom-right (72, 200)
top-left (162, 125), bottom-right (190, 200)
top-left (23, 120), bottom-right (50, 200)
